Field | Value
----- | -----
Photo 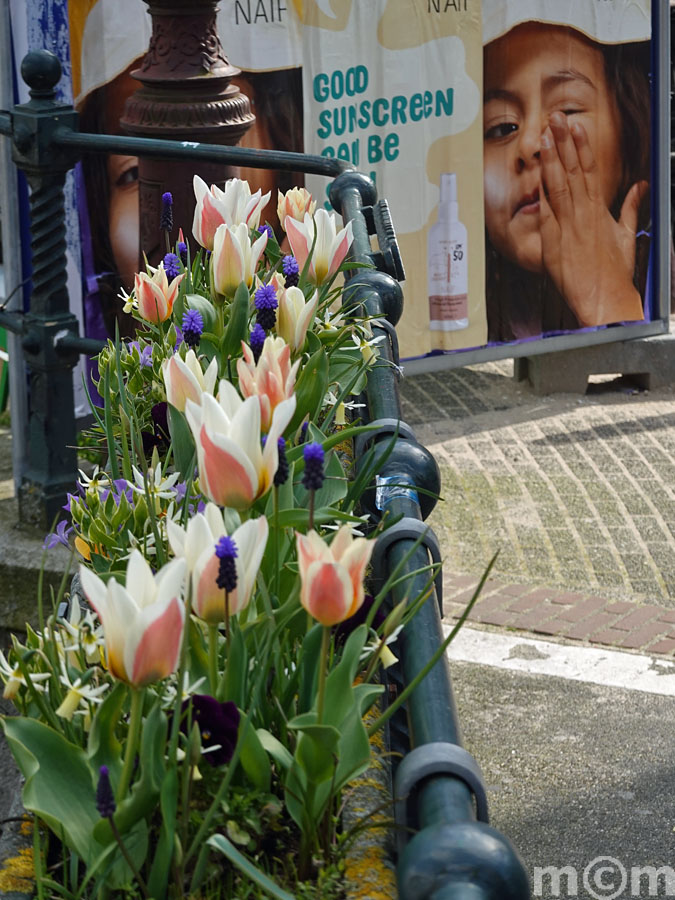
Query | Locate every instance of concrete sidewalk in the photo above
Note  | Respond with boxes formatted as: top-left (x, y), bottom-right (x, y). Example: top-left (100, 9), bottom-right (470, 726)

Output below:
top-left (398, 360), bottom-right (675, 898)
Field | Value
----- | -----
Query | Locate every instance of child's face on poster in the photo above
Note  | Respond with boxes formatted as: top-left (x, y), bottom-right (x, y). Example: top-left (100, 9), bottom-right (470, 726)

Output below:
top-left (483, 23), bottom-right (623, 274)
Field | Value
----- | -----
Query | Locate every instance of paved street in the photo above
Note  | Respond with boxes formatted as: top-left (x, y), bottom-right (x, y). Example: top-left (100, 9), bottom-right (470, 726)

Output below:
top-left (399, 359), bottom-right (675, 897)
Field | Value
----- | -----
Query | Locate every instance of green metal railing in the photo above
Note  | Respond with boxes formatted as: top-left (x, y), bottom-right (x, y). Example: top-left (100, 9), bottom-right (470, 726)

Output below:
top-left (0, 48), bottom-right (529, 900)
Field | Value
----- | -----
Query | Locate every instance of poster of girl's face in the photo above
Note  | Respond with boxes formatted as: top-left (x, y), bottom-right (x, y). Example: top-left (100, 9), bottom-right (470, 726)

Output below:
top-left (482, 7), bottom-right (652, 344)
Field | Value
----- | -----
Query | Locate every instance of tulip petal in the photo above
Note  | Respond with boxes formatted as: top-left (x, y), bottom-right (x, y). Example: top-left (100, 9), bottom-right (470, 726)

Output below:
top-left (130, 596), bottom-right (185, 686)
top-left (199, 425), bottom-right (258, 509)
top-left (127, 550), bottom-right (157, 608)
top-left (285, 215), bottom-right (311, 274)
top-left (193, 551), bottom-right (225, 623)
top-left (302, 560), bottom-right (352, 626)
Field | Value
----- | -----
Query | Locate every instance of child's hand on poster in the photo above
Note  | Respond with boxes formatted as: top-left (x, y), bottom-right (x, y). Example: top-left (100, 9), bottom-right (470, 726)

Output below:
top-left (539, 111), bottom-right (647, 327)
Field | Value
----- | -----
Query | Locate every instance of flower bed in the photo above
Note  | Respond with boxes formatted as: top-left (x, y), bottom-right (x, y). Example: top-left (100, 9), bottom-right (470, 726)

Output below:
top-left (0, 179), bottom-right (447, 898)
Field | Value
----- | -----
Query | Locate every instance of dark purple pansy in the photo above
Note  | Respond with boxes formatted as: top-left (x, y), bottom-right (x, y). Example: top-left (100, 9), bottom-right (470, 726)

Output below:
top-left (181, 695), bottom-right (240, 766)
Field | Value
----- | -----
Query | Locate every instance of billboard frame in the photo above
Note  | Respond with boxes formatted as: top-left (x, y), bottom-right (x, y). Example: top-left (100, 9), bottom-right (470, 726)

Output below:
top-left (403, 0), bottom-right (670, 377)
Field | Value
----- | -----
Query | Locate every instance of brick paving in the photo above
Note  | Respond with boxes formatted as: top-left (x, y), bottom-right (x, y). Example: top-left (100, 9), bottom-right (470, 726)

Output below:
top-left (398, 359), bottom-right (675, 656)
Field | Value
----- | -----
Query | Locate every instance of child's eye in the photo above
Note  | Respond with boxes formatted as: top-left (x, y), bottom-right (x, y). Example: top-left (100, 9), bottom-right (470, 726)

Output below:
top-left (485, 122), bottom-right (518, 140)
top-left (116, 165), bottom-right (139, 188)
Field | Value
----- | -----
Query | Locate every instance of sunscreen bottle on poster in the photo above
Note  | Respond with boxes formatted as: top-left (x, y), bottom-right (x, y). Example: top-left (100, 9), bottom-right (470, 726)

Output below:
top-left (428, 172), bottom-right (468, 331)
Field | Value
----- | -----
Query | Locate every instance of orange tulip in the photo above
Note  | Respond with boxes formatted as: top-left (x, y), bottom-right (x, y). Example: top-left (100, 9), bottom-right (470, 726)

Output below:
top-left (295, 527), bottom-right (374, 626)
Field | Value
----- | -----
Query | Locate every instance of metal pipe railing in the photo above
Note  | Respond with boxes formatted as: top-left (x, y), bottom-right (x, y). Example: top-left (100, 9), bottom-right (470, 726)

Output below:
top-left (330, 170), bottom-right (529, 899)
top-left (53, 128), bottom-right (350, 177)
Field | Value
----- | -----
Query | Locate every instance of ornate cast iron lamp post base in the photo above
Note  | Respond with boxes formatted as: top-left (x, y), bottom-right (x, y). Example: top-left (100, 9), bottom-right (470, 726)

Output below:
top-left (120, 0), bottom-right (255, 266)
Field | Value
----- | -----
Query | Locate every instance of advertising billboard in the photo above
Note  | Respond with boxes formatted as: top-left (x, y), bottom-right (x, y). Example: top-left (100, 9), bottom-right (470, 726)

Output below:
top-left (6, 0), bottom-right (665, 369)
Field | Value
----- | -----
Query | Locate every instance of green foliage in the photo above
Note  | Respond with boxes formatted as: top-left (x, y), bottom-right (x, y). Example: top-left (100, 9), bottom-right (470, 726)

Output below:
top-left (6, 184), bottom-right (463, 899)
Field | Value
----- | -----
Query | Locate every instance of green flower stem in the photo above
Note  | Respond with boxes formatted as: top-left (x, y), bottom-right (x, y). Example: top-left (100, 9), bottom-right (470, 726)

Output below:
top-left (168, 584), bottom-right (194, 766)
top-left (308, 488), bottom-right (316, 532)
top-left (117, 687), bottom-right (144, 803)
top-left (208, 624), bottom-right (219, 697)
top-left (224, 592), bottom-right (231, 651)
top-left (273, 485), bottom-right (280, 600)
top-left (316, 625), bottom-right (331, 724)
top-left (108, 815), bottom-right (150, 899)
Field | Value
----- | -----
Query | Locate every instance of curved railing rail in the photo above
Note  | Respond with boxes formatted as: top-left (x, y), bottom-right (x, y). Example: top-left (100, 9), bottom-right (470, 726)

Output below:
top-left (0, 48), bottom-right (529, 900)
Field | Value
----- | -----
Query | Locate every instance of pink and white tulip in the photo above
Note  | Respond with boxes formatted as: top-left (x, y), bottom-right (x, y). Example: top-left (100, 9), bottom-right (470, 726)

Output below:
top-left (192, 175), bottom-right (271, 251)
top-left (277, 187), bottom-right (316, 232)
top-left (135, 264), bottom-right (185, 324)
top-left (185, 379), bottom-right (296, 510)
top-left (285, 209), bottom-right (353, 286)
top-left (167, 505), bottom-right (268, 624)
top-left (295, 526), bottom-right (374, 626)
top-left (211, 222), bottom-right (268, 299)
top-left (162, 350), bottom-right (218, 413)
top-left (78, 551), bottom-right (187, 687)
top-left (277, 286), bottom-right (318, 353)
top-left (237, 336), bottom-right (300, 432)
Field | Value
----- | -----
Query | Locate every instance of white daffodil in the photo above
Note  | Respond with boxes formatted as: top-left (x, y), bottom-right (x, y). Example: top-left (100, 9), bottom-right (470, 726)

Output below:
top-left (350, 328), bottom-right (385, 366)
top-left (56, 663), bottom-right (109, 721)
top-left (58, 603), bottom-right (105, 665)
top-left (131, 463), bottom-right (181, 505)
top-left (118, 286), bottom-right (136, 314)
top-left (0, 649), bottom-right (51, 701)
top-left (361, 625), bottom-right (404, 669)
top-left (322, 390), bottom-right (366, 426)
top-left (77, 466), bottom-right (113, 497)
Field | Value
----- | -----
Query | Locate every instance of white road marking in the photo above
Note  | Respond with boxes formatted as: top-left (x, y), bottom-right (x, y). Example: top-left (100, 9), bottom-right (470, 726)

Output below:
top-left (443, 626), bottom-right (675, 696)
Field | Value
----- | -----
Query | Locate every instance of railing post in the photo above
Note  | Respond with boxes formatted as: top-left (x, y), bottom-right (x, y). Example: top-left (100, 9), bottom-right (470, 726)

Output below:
top-left (10, 51), bottom-right (81, 529)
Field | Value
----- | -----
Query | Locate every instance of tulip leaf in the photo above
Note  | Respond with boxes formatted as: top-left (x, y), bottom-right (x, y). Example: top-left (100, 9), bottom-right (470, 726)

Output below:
top-left (274, 506), bottom-right (364, 530)
top-left (288, 348), bottom-right (329, 434)
top-left (291, 722), bottom-right (339, 784)
top-left (222, 626), bottom-right (247, 709)
top-left (185, 292), bottom-right (216, 332)
top-left (1, 715), bottom-right (99, 864)
top-left (294, 450), bottom-right (348, 510)
top-left (207, 834), bottom-right (296, 900)
top-left (333, 684), bottom-right (384, 794)
top-left (87, 680), bottom-right (127, 776)
top-left (188, 617), bottom-right (211, 684)
top-left (221, 281), bottom-right (252, 360)
top-left (167, 404), bottom-right (197, 482)
top-left (148, 766), bottom-right (178, 900)
top-left (297, 624), bottom-right (323, 715)
top-left (237, 713), bottom-right (271, 792)
top-left (256, 729), bottom-right (293, 772)
top-left (321, 625), bottom-right (367, 730)
top-left (94, 701), bottom-right (167, 843)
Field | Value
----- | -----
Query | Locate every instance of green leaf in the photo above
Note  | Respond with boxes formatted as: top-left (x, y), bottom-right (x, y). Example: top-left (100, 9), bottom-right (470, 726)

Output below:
top-left (290, 721), bottom-right (339, 784)
top-left (184, 292), bottom-right (216, 332)
top-left (321, 624), bottom-right (368, 730)
top-left (207, 834), bottom-right (296, 900)
top-left (222, 623), bottom-right (247, 709)
top-left (147, 766), bottom-right (178, 899)
top-left (1, 716), bottom-right (99, 863)
top-left (167, 404), bottom-right (196, 482)
top-left (288, 348), bottom-right (329, 433)
top-left (297, 624), bottom-right (323, 715)
top-left (274, 506), bottom-right (364, 530)
top-left (237, 713), bottom-right (271, 792)
top-left (94, 701), bottom-right (167, 843)
top-left (256, 729), bottom-right (293, 772)
top-left (87, 681), bottom-right (126, 776)
top-left (221, 281), bottom-right (251, 360)
top-left (294, 450), bottom-right (347, 510)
